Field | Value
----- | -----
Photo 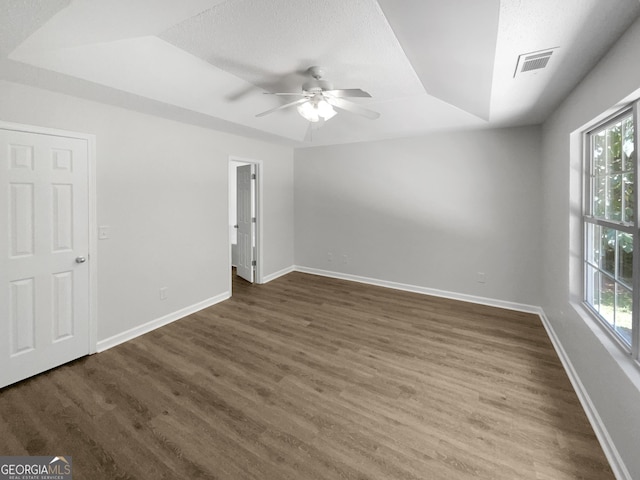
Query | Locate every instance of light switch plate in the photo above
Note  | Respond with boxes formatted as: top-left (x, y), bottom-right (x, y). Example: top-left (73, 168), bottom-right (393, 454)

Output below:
top-left (98, 226), bottom-right (110, 240)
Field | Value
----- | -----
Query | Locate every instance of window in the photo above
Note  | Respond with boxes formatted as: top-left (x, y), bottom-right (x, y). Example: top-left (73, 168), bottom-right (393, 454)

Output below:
top-left (584, 104), bottom-right (639, 356)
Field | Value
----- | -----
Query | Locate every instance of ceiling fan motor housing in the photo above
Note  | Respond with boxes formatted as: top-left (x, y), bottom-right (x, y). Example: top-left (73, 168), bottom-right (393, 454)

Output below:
top-left (302, 78), bottom-right (333, 93)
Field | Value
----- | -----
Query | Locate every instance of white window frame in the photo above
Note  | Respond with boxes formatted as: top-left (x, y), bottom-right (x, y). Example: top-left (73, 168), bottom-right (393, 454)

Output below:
top-left (583, 101), bottom-right (640, 359)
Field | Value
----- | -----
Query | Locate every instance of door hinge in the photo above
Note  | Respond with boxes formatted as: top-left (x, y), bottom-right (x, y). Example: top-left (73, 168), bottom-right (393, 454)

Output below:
top-left (252, 260), bottom-right (257, 266)
top-left (251, 173), bottom-right (256, 180)
top-left (252, 217), bottom-right (256, 223)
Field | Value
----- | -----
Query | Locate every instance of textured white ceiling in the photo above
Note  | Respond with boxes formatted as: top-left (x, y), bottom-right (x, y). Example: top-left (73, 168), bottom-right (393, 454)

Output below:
top-left (0, 0), bottom-right (70, 55)
top-left (160, 0), bottom-right (425, 100)
top-left (2, 0), bottom-right (640, 146)
top-left (490, 0), bottom-right (640, 125)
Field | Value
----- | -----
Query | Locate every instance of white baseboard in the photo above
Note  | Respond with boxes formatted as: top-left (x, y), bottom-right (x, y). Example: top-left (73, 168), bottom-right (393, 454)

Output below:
top-left (536, 309), bottom-right (631, 480)
top-left (262, 265), bottom-right (295, 283)
top-left (294, 265), bottom-right (540, 314)
top-left (96, 291), bottom-right (231, 352)
top-left (294, 264), bottom-right (630, 480)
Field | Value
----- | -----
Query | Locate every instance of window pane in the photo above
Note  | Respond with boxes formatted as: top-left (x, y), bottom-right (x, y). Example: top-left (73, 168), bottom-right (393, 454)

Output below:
top-left (585, 265), bottom-right (600, 311)
top-left (592, 115), bottom-right (635, 222)
top-left (618, 231), bottom-right (633, 288)
top-left (607, 122), bottom-right (622, 173)
top-left (593, 131), bottom-right (606, 175)
top-left (622, 115), bottom-right (635, 170)
top-left (615, 283), bottom-right (633, 345)
top-left (599, 274), bottom-right (615, 328)
top-left (586, 223), bottom-right (601, 266)
top-left (601, 227), bottom-right (616, 276)
top-left (593, 176), bottom-right (606, 218)
top-left (606, 174), bottom-right (623, 221)
top-left (624, 172), bottom-right (634, 223)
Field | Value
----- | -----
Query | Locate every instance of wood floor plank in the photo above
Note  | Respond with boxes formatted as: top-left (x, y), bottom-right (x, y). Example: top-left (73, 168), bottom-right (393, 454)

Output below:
top-left (0, 271), bottom-right (614, 479)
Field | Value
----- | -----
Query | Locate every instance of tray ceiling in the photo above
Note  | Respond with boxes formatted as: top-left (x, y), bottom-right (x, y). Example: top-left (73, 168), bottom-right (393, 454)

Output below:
top-left (2, 0), bottom-right (639, 146)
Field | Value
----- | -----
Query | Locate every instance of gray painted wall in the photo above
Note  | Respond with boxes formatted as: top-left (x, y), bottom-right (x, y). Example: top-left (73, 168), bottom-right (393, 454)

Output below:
top-left (0, 80), bottom-right (294, 343)
top-left (294, 126), bottom-right (542, 307)
top-left (541, 15), bottom-right (640, 479)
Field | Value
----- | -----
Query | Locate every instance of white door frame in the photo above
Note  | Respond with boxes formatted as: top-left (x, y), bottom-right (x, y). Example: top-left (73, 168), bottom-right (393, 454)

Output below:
top-left (0, 121), bottom-right (98, 354)
top-left (229, 156), bottom-right (263, 287)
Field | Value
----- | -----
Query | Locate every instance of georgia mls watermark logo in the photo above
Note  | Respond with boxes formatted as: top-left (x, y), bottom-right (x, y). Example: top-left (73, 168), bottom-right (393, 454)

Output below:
top-left (0, 456), bottom-right (72, 480)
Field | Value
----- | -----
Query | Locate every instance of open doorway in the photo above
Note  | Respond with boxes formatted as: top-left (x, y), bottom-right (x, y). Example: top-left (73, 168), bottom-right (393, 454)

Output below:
top-left (229, 157), bottom-right (262, 289)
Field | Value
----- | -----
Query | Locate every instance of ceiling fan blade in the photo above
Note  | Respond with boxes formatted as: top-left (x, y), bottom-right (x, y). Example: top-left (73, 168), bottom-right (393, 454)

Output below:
top-left (303, 117), bottom-right (325, 142)
top-left (256, 98), bottom-right (308, 117)
top-left (324, 88), bottom-right (372, 98)
top-left (325, 96), bottom-right (380, 120)
top-left (303, 123), bottom-right (313, 142)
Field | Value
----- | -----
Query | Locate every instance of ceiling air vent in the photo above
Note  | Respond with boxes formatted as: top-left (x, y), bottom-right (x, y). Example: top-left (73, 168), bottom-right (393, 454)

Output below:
top-left (513, 48), bottom-right (558, 77)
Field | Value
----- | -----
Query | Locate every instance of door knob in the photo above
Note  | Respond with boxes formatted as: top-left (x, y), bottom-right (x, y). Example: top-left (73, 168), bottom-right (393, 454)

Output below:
top-left (75, 256), bottom-right (86, 264)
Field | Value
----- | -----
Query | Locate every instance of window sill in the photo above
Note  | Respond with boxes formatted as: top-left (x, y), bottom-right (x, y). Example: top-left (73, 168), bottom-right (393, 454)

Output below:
top-left (572, 301), bottom-right (640, 392)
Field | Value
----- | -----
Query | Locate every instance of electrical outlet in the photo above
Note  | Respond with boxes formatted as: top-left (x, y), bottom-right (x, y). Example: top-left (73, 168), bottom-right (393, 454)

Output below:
top-left (327, 252), bottom-right (333, 263)
top-left (477, 272), bottom-right (486, 284)
top-left (342, 254), bottom-right (348, 264)
top-left (159, 287), bottom-right (168, 300)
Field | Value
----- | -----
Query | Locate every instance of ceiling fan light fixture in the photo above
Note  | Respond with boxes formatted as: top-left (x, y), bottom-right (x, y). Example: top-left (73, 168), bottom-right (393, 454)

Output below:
top-left (316, 99), bottom-right (336, 120)
top-left (257, 66), bottom-right (378, 122)
top-left (297, 102), bottom-right (318, 122)
top-left (297, 99), bottom-right (336, 122)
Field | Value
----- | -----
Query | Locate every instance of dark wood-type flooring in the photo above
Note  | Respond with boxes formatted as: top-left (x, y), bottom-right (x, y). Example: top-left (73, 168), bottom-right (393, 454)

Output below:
top-left (0, 272), bottom-right (614, 479)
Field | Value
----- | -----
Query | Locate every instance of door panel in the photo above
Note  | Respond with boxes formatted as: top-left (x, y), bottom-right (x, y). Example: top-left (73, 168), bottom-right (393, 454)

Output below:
top-left (0, 128), bottom-right (90, 389)
top-left (9, 183), bottom-right (34, 256)
top-left (53, 271), bottom-right (74, 340)
top-left (10, 279), bottom-right (35, 354)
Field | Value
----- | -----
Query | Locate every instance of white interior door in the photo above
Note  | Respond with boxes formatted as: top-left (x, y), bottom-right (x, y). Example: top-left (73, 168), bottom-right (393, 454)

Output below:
top-left (0, 128), bottom-right (90, 389)
top-left (236, 164), bottom-right (255, 283)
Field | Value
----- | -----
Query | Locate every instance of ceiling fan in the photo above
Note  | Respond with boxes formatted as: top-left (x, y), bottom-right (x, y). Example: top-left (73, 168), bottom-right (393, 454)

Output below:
top-left (256, 66), bottom-right (380, 123)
